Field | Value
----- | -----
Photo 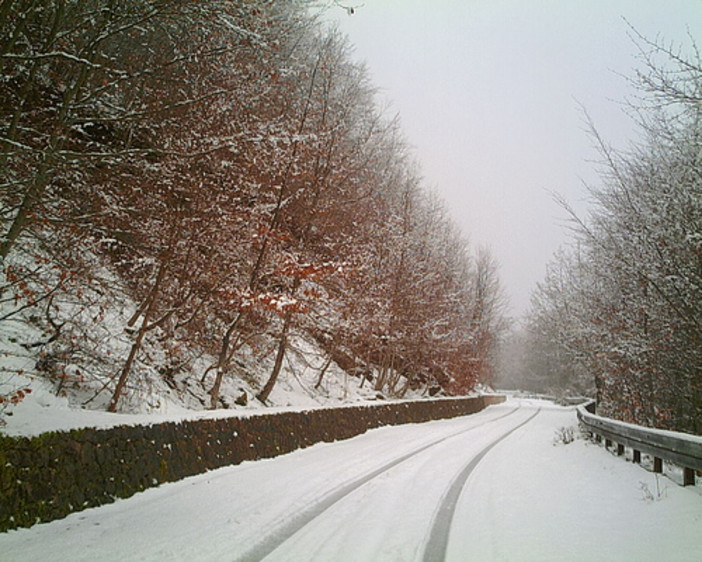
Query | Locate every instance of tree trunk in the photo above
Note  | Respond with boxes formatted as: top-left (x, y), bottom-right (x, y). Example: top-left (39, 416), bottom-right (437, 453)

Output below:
top-left (107, 318), bottom-right (149, 412)
top-left (257, 312), bottom-right (292, 404)
top-left (374, 354), bottom-right (388, 391)
top-left (0, 144), bottom-right (56, 259)
top-left (107, 245), bottom-right (170, 412)
top-left (314, 355), bottom-right (333, 389)
top-left (1, 32), bottom-right (93, 259)
top-left (208, 311), bottom-right (244, 409)
top-left (398, 374), bottom-right (411, 398)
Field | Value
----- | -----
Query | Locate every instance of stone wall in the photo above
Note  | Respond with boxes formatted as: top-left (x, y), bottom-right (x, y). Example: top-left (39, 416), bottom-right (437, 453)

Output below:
top-left (0, 395), bottom-right (505, 531)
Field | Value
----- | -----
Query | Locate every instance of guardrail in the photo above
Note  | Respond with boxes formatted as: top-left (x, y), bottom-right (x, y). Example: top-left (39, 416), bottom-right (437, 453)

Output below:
top-left (576, 401), bottom-right (702, 486)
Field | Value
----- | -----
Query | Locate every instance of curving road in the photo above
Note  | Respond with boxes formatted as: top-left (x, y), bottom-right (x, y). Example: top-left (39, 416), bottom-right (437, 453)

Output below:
top-left (2, 400), bottom-right (699, 561)
top-left (240, 404), bottom-right (540, 562)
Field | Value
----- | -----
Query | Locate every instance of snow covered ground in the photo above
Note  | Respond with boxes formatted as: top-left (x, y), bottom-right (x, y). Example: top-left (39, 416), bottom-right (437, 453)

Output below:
top-left (0, 248), bottom-right (403, 431)
top-left (1, 398), bottom-right (700, 561)
top-left (0, 371), bottom-right (387, 438)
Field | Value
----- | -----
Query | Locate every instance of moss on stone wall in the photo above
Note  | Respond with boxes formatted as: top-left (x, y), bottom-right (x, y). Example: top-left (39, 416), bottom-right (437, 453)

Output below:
top-left (0, 395), bottom-right (505, 532)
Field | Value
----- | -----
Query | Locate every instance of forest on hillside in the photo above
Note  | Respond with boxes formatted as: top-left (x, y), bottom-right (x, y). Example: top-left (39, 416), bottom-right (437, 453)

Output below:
top-left (0, 1), bottom-right (506, 413)
top-left (500, 31), bottom-right (702, 434)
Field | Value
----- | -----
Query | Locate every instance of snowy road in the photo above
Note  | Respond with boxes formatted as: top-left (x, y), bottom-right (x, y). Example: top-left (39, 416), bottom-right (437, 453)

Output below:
top-left (1, 399), bottom-right (701, 561)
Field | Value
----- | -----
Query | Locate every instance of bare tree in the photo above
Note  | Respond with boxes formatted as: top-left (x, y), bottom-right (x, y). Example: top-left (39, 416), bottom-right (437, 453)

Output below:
top-left (525, 31), bottom-right (701, 432)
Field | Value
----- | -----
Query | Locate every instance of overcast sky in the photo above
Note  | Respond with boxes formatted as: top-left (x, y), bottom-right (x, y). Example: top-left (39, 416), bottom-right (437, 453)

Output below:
top-left (325, 0), bottom-right (702, 317)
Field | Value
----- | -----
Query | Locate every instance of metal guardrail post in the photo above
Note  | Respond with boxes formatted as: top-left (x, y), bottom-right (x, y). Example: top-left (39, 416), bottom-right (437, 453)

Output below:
top-left (577, 401), bottom-right (702, 487)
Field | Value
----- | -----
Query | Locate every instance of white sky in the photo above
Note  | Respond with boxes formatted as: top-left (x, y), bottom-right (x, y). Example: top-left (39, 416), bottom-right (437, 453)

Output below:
top-left (326, 0), bottom-right (702, 317)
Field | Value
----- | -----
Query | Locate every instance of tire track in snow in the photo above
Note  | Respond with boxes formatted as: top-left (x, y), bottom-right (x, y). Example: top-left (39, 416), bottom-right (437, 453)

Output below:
top-left (234, 406), bottom-right (521, 562)
top-left (421, 407), bottom-right (542, 562)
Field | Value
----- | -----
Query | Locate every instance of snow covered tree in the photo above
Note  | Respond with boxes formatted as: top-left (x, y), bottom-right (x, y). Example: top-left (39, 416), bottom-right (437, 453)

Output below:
top-left (525, 32), bottom-right (701, 433)
top-left (2, 1), bottom-right (508, 411)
